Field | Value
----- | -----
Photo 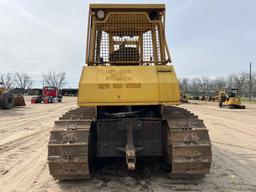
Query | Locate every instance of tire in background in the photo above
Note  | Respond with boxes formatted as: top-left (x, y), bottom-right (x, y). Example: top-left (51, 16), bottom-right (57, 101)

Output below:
top-left (48, 97), bottom-right (52, 103)
top-left (0, 92), bottom-right (15, 109)
top-left (219, 101), bottom-right (223, 108)
top-left (58, 96), bottom-right (63, 102)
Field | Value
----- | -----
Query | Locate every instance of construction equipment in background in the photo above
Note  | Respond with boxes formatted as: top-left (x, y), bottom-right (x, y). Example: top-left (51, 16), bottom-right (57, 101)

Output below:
top-left (180, 92), bottom-right (189, 103)
top-left (31, 86), bottom-right (63, 104)
top-left (48, 4), bottom-right (212, 180)
top-left (219, 88), bottom-right (245, 109)
top-left (211, 92), bottom-right (220, 102)
top-left (0, 82), bottom-right (26, 109)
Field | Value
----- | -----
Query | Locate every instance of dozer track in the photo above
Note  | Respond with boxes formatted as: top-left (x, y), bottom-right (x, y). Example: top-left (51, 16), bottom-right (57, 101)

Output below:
top-left (163, 106), bottom-right (212, 178)
top-left (48, 107), bottom-right (95, 180)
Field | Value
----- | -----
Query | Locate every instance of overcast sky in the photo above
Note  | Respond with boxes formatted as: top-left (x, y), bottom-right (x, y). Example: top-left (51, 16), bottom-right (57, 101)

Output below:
top-left (0, 0), bottom-right (255, 87)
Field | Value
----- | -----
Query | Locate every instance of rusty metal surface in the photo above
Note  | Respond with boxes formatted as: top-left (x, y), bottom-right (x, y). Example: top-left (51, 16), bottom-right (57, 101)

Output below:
top-left (125, 120), bottom-right (136, 170)
top-left (48, 107), bottom-right (95, 180)
top-left (14, 95), bottom-right (26, 106)
top-left (96, 118), bottom-right (162, 158)
top-left (163, 106), bottom-right (212, 178)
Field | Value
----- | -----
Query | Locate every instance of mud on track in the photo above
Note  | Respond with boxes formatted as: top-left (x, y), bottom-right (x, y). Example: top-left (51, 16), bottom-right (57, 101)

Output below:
top-left (0, 97), bottom-right (255, 192)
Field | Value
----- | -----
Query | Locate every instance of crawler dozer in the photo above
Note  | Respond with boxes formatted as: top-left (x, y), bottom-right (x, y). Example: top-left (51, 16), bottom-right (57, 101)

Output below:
top-left (0, 82), bottom-right (26, 109)
top-left (48, 4), bottom-right (212, 180)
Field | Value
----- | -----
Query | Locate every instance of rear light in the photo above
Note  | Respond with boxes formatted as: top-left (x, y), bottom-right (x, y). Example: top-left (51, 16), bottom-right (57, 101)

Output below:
top-left (97, 10), bottom-right (105, 19)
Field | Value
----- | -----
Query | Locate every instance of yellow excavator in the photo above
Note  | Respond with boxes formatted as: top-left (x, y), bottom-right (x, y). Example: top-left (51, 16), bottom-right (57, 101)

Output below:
top-left (219, 88), bottom-right (245, 109)
top-left (48, 4), bottom-right (212, 180)
top-left (0, 82), bottom-right (26, 109)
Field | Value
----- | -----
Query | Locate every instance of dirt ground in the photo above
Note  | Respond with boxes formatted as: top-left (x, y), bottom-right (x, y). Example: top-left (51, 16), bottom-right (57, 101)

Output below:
top-left (0, 97), bottom-right (255, 192)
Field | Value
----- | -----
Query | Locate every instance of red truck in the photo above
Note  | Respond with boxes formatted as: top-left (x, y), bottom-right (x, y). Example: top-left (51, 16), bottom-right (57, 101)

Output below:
top-left (31, 86), bottom-right (63, 104)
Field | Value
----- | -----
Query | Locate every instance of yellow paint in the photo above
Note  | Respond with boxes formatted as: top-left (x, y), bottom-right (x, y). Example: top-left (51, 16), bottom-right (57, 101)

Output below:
top-left (79, 4), bottom-right (180, 107)
top-left (224, 97), bottom-right (241, 105)
top-left (0, 88), bottom-right (4, 94)
top-left (78, 65), bottom-right (180, 106)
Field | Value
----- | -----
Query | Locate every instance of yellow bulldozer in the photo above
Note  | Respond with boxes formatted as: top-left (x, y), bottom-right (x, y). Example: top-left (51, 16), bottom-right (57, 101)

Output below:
top-left (0, 82), bottom-right (26, 109)
top-left (48, 4), bottom-right (212, 180)
top-left (219, 88), bottom-right (245, 109)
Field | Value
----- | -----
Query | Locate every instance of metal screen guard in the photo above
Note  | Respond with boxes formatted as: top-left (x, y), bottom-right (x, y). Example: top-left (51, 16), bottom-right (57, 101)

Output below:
top-left (90, 12), bottom-right (169, 65)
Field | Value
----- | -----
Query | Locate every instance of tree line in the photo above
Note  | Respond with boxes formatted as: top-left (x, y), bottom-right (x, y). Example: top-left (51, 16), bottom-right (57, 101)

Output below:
top-left (0, 71), bottom-right (66, 91)
top-left (179, 72), bottom-right (256, 97)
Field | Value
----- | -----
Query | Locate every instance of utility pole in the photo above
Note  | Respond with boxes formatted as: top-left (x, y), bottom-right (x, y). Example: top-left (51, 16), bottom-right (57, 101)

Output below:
top-left (249, 62), bottom-right (252, 102)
